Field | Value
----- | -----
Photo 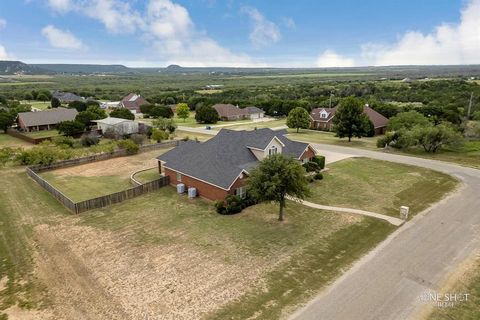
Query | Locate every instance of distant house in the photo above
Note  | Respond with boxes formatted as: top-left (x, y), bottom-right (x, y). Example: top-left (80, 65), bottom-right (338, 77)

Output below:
top-left (119, 93), bottom-right (149, 114)
top-left (310, 104), bottom-right (389, 135)
top-left (245, 106), bottom-right (265, 119)
top-left (52, 91), bottom-right (85, 103)
top-left (101, 101), bottom-right (120, 109)
top-left (157, 128), bottom-right (316, 201)
top-left (212, 104), bottom-right (265, 121)
top-left (93, 117), bottom-right (139, 136)
top-left (16, 107), bottom-right (78, 132)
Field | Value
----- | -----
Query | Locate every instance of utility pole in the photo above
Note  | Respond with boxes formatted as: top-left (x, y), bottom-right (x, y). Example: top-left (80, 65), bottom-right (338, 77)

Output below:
top-left (467, 92), bottom-right (473, 119)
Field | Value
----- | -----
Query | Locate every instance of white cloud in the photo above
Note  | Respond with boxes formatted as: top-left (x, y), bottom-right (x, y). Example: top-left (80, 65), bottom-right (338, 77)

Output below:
top-left (0, 45), bottom-right (11, 60)
top-left (241, 6), bottom-right (281, 48)
top-left (83, 0), bottom-right (142, 34)
top-left (47, 0), bottom-right (73, 12)
top-left (363, 0), bottom-right (480, 65)
top-left (0, 19), bottom-right (6, 30)
top-left (41, 25), bottom-right (84, 49)
top-left (316, 50), bottom-right (354, 67)
top-left (282, 17), bottom-right (296, 29)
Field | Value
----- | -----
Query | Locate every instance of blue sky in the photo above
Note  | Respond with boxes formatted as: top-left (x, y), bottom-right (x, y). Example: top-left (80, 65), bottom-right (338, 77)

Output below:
top-left (0, 0), bottom-right (478, 67)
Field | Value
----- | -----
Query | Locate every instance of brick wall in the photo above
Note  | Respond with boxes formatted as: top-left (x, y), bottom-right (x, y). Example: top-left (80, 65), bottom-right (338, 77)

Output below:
top-left (162, 166), bottom-right (245, 201)
top-left (300, 146), bottom-right (316, 161)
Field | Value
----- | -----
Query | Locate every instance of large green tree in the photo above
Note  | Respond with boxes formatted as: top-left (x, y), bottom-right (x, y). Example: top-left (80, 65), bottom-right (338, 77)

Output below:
top-left (332, 97), bottom-right (370, 142)
top-left (0, 111), bottom-right (15, 133)
top-left (176, 103), bottom-right (190, 122)
top-left (110, 108), bottom-right (135, 120)
top-left (57, 120), bottom-right (85, 137)
top-left (410, 123), bottom-right (463, 153)
top-left (247, 154), bottom-right (311, 221)
top-left (387, 110), bottom-right (431, 131)
top-left (51, 97), bottom-right (61, 108)
top-left (286, 107), bottom-right (310, 133)
top-left (195, 105), bottom-right (219, 124)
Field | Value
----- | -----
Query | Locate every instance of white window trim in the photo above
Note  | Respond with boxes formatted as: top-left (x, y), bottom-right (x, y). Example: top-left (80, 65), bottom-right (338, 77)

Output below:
top-left (236, 186), bottom-right (247, 199)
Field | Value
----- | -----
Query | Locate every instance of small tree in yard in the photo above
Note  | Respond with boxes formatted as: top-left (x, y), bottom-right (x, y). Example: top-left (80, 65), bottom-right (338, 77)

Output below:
top-left (195, 105), bottom-right (219, 124)
top-left (153, 117), bottom-right (177, 133)
top-left (333, 97), bottom-right (370, 142)
top-left (110, 108), bottom-right (135, 120)
top-left (287, 107), bottom-right (310, 133)
top-left (51, 97), bottom-right (61, 108)
top-left (151, 128), bottom-right (169, 142)
top-left (247, 154), bottom-right (311, 221)
top-left (176, 103), bottom-right (190, 122)
top-left (57, 120), bottom-right (85, 137)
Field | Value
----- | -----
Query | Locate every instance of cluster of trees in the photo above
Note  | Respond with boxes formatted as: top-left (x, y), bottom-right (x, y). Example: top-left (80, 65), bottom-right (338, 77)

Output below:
top-left (0, 99), bottom-right (31, 132)
top-left (377, 111), bottom-right (463, 153)
top-left (57, 104), bottom-right (107, 136)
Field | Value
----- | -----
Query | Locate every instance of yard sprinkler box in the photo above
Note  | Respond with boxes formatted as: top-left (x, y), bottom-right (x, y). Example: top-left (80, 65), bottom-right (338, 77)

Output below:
top-left (400, 206), bottom-right (409, 220)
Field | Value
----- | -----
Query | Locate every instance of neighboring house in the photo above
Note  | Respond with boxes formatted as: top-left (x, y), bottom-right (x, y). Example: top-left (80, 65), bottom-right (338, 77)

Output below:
top-left (245, 106), bottom-right (265, 119)
top-left (16, 107), bottom-right (78, 132)
top-left (157, 128), bottom-right (316, 201)
top-left (213, 104), bottom-right (249, 121)
top-left (100, 101), bottom-right (120, 109)
top-left (119, 93), bottom-right (149, 114)
top-left (52, 91), bottom-right (85, 103)
top-left (93, 117), bottom-right (139, 135)
top-left (310, 104), bottom-right (389, 135)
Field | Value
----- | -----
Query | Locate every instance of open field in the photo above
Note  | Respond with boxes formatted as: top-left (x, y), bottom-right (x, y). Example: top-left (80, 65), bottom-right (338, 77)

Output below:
top-left (174, 130), bottom-right (213, 141)
top-left (288, 129), bottom-right (480, 169)
top-left (39, 149), bottom-right (167, 202)
top-left (0, 133), bottom-right (33, 148)
top-left (0, 82), bottom-right (55, 86)
top-left (195, 89), bottom-right (224, 94)
top-left (308, 158), bottom-right (458, 218)
top-left (0, 166), bottom-right (399, 320)
top-left (21, 100), bottom-right (51, 111)
top-left (222, 118), bottom-right (287, 131)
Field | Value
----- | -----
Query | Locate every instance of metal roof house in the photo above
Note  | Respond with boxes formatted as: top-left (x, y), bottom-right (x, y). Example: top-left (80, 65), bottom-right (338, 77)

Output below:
top-left (16, 107), bottom-right (78, 132)
top-left (93, 117), bottom-right (139, 136)
top-left (157, 128), bottom-right (316, 201)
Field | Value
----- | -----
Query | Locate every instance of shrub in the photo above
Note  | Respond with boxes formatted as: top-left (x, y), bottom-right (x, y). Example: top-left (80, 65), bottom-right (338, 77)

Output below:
top-left (311, 155), bottom-right (325, 170)
top-left (117, 139), bottom-right (139, 154)
top-left (214, 200), bottom-right (227, 215)
top-left (52, 136), bottom-right (75, 148)
top-left (150, 106), bottom-right (174, 118)
top-left (314, 172), bottom-right (323, 180)
top-left (80, 133), bottom-right (100, 147)
top-left (15, 146), bottom-right (73, 165)
top-left (110, 108), bottom-right (135, 120)
top-left (130, 133), bottom-right (146, 146)
top-left (303, 161), bottom-right (320, 172)
top-left (215, 194), bottom-right (256, 215)
top-left (307, 176), bottom-right (315, 183)
top-left (103, 127), bottom-right (121, 140)
top-left (0, 147), bottom-right (19, 165)
top-left (151, 128), bottom-right (169, 143)
top-left (225, 195), bottom-right (243, 214)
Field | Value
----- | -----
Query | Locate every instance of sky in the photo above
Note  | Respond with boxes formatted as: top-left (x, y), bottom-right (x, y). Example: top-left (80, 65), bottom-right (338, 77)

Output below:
top-left (0, 0), bottom-right (479, 67)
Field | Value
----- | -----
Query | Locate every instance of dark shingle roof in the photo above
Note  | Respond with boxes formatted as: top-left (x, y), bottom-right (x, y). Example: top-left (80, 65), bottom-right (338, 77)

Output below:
top-left (17, 107), bottom-right (78, 127)
top-left (245, 106), bottom-right (264, 114)
top-left (158, 128), bottom-right (311, 190)
top-left (212, 104), bottom-right (249, 118)
top-left (310, 107), bottom-right (336, 122)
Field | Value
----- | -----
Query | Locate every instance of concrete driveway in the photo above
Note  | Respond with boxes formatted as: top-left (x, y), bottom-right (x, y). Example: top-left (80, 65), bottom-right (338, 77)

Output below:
top-left (289, 143), bottom-right (480, 320)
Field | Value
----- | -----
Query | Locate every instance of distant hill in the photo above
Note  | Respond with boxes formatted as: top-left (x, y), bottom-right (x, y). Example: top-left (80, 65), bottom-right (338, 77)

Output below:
top-left (31, 64), bottom-right (131, 74)
top-left (0, 61), bottom-right (50, 75)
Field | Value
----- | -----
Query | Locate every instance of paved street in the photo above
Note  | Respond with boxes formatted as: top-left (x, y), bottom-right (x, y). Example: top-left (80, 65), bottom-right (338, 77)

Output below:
top-left (289, 143), bottom-right (480, 320)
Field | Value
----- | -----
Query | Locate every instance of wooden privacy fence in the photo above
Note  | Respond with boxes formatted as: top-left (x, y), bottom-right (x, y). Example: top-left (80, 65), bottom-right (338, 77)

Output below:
top-left (26, 141), bottom-right (177, 213)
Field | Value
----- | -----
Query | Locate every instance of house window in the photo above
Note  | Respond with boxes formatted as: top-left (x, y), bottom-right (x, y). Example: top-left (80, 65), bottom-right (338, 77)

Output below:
top-left (321, 112), bottom-right (327, 118)
top-left (176, 172), bottom-right (182, 182)
top-left (235, 187), bottom-right (246, 199)
top-left (268, 146), bottom-right (278, 156)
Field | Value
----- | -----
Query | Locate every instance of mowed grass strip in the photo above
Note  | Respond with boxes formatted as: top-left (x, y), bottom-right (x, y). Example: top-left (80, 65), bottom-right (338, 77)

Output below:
top-left (0, 133), bottom-right (32, 148)
top-left (133, 168), bottom-right (161, 184)
top-left (308, 158), bottom-right (458, 217)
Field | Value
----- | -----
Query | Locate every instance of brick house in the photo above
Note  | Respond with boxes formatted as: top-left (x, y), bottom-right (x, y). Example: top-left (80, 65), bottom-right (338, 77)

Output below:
top-left (157, 128), bottom-right (316, 201)
top-left (310, 104), bottom-right (389, 135)
top-left (119, 93), bottom-right (149, 114)
top-left (16, 107), bottom-right (78, 132)
top-left (212, 104), bottom-right (265, 121)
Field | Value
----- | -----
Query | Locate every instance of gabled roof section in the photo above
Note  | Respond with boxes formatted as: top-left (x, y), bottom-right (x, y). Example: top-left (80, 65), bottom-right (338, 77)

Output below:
top-left (17, 107), bottom-right (78, 127)
top-left (310, 107), bottom-right (336, 122)
top-left (212, 104), bottom-right (249, 118)
top-left (157, 128), bottom-right (312, 190)
top-left (121, 93), bottom-right (148, 111)
top-left (245, 106), bottom-right (264, 114)
top-left (92, 117), bottom-right (132, 125)
top-left (363, 104), bottom-right (389, 128)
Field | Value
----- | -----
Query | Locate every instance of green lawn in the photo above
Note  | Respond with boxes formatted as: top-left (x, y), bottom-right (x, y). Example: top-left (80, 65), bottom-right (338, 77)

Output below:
top-left (308, 158), bottom-right (458, 218)
top-left (133, 168), bottom-right (161, 183)
top-left (223, 118), bottom-right (287, 131)
top-left (174, 130), bottom-right (214, 141)
top-left (38, 173), bottom-right (131, 202)
top-left (23, 130), bottom-right (61, 138)
top-left (287, 129), bottom-right (378, 149)
top-left (0, 133), bottom-right (32, 148)
top-left (21, 100), bottom-right (52, 111)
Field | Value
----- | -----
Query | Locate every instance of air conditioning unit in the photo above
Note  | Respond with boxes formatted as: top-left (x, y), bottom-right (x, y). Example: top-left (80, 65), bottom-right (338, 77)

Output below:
top-left (177, 183), bottom-right (185, 194)
top-left (188, 187), bottom-right (197, 198)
